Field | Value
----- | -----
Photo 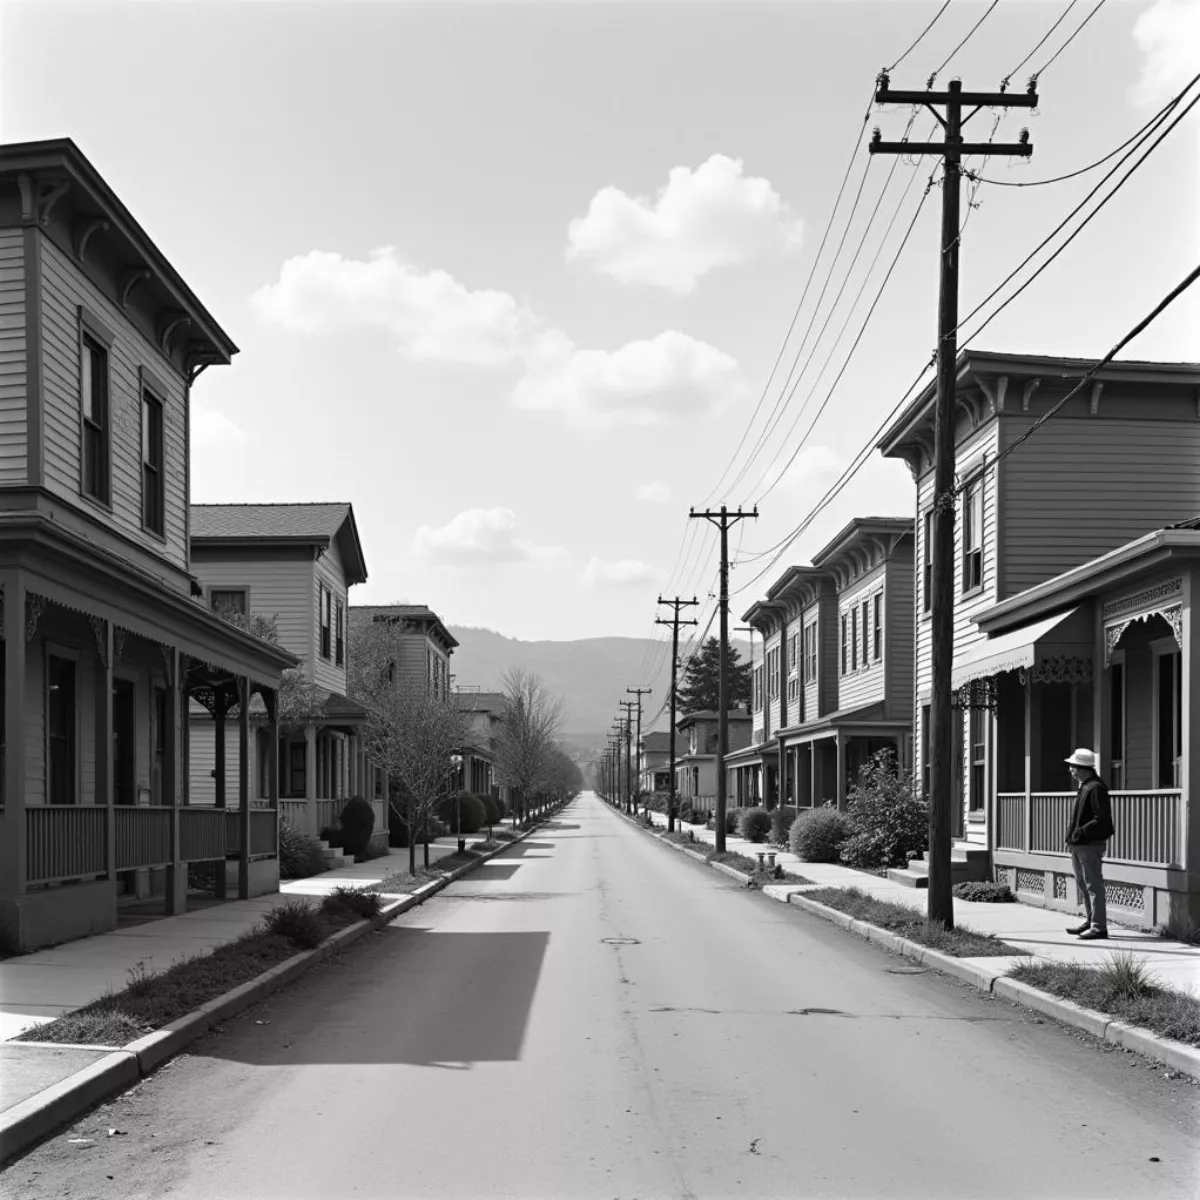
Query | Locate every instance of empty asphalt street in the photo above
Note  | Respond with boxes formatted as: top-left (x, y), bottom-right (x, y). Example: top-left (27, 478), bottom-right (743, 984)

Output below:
top-left (4, 794), bottom-right (1197, 1200)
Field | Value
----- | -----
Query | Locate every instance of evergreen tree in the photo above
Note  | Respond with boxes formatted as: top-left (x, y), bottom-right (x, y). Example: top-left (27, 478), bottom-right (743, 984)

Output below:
top-left (676, 636), bottom-right (751, 715)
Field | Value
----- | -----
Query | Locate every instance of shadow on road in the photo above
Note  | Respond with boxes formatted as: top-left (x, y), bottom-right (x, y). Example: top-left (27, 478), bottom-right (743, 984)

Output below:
top-left (454, 861), bottom-right (523, 881)
top-left (501, 841), bottom-right (555, 855)
top-left (198, 928), bottom-right (550, 1068)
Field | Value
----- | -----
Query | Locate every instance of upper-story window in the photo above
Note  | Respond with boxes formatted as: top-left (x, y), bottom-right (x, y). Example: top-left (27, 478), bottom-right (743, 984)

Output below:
top-left (840, 614), bottom-right (848, 675)
top-left (922, 509), bottom-right (933, 613)
top-left (860, 600), bottom-right (870, 667)
top-left (873, 593), bottom-right (883, 661)
top-left (804, 622), bottom-right (817, 683)
top-left (319, 584), bottom-right (332, 659)
top-left (141, 390), bottom-right (164, 536)
top-left (788, 633), bottom-right (799, 676)
top-left (767, 647), bottom-right (779, 700)
top-left (850, 608), bottom-right (858, 671)
top-left (752, 664), bottom-right (763, 712)
top-left (335, 599), bottom-right (345, 667)
top-left (962, 477), bottom-right (983, 593)
top-left (210, 588), bottom-right (247, 616)
top-left (80, 333), bottom-right (110, 504)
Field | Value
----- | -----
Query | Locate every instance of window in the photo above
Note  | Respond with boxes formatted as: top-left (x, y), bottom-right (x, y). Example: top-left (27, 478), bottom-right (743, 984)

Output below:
top-left (962, 477), bottom-right (983, 593)
top-left (805, 622), bottom-right (817, 684)
top-left (968, 708), bottom-right (987, 812)
top-left (861, 601), bottom-right (870, 668)
top-left (753, 665), bottom-right (763, 712)
top-left (850, 608), bottom-right (858, 671)
top-left (840, 615), bottom-right (848, 675)
top-left (788, 634), bottom-right (799, 676)
top-left (335, 599), bottom-right (345, 667)
top-left (48, 656), bottom-right (77, 805)
top-left (319, 584), bottom-right (332, 659)
top-left (1110, 657), bottom-right (1126, 790)
top-left (1156, 648), bottom-right (1182, 789)
top-left (210, 589), bottom-right (247, 617)
top-left (141, 391), bottom-right (164, 535)
top-left (287, 741), bottom-right (306, 797)
top-left (81, 333), bottom-right (109, 503)
top-left (787, 677), bottom-right (799, 705)
top-left (922, 509), bottom-right (933, 613)
top-left (920, 704), bottom-right (931, 799)
top-left (873, 593), bottom-right (883, 661)
top-left (767, 647), bottom-right (779, 700)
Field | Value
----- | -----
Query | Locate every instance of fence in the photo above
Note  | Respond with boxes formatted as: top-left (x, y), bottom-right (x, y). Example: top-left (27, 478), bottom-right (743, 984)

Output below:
top-left (26, 806), bottom-right (107, 884)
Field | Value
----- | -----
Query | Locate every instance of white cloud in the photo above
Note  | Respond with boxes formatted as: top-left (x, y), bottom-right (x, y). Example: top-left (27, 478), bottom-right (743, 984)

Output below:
top-left (637, 481), bottom-right (672, 503)
top-left (1131, 0), bottom-right (1200, 105)
top-left (566, 154), bottom-right (804, 294)
top-left (513, 330), bottom-right (743, 429)
top-left (581, 557), bottom-right (667, 588)
top-left (250, 247), bottom-right (547, 367)
top-left (411, 508), bottom-right (565, 567)
top-left (190, 405), bottom-right (248, 446)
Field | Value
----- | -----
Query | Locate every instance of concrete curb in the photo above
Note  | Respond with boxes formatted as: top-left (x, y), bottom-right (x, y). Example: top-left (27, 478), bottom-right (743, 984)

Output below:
top-left (0, 817), bottom-right (561, 1168)
top-left (782, 891), bottom-right (1200, 1079)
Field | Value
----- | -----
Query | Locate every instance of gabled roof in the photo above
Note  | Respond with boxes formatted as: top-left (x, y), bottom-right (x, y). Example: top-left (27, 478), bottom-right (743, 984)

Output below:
top-left (641, 731), bottom-right (671, 752)
top-left (190, 503), bottom-right (368, 585)
top-left (352, 604), bottom-right (458, 651)
top-left (454, 690), bottom-right (506, 716)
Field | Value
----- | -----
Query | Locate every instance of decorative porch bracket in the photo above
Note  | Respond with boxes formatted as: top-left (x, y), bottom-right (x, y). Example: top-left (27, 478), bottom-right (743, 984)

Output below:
top-left (951, 677), bottom-right (998, 710)
top-left (25, 593), bottom-right (45, 642)
top-left (1102, 578), bottom-right (1184, 667)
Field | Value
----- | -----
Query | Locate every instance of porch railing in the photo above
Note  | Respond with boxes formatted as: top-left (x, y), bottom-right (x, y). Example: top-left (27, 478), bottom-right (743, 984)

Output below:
top-left (995, 790), bottom-right (1183, 868)
top-left (316, 799), bottom-right (343, 832)
top-left (115, 807), bottom-right (173, 871)
top-left (179, 807), bottom-right (228, 862)
top-left (26, 806), bottom-right (107, 884)
top-left (279, 800), bottom-right (307, 831)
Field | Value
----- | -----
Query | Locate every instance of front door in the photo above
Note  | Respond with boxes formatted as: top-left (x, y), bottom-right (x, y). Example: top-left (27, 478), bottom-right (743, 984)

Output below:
top-left (113, 679), bottom-right (136, 805)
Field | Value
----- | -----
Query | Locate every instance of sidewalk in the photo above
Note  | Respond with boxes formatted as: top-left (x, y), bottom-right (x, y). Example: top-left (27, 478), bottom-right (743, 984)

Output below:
top-left (0, 839), bottom-right (480, 1044)
top-left (640, 808), bottom-right (1200, 992)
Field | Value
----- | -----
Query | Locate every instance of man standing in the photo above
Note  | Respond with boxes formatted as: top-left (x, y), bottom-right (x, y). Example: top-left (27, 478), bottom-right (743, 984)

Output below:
top-left (1064, 748), bottom-right (1115, 940)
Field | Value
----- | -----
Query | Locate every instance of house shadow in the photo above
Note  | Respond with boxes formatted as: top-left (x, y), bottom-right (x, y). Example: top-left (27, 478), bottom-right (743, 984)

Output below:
top-left (198, 927), bottom-right (550, 1068)
top-left (448, 861), bottom-right (523, 881)
top-left (502, 841), bottom-right (555, 856)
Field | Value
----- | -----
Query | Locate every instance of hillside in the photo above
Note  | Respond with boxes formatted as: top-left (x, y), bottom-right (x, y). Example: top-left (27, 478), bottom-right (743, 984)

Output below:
top-left (447, 625), bottom-right (751, 756)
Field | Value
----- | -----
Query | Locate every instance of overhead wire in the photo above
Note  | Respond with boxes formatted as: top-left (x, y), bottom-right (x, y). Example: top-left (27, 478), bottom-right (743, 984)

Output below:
top-left (1029, 0), bottom-right (1109, 86)
top-left (886, 0), bottom-right (953, 72)
top-left (1000, 0), bottom-right (1078, 90)
top-left (927, 0), bottom-right (1001, 87)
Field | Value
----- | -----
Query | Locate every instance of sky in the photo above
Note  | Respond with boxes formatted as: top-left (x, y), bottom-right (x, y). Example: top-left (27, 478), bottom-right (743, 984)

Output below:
top-left (2, 0), bottom-right (1196, 645)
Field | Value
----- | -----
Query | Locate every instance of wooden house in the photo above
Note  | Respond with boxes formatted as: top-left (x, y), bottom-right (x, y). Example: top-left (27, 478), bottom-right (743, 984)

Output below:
top-left (0, 140), bottom-right (294, 950)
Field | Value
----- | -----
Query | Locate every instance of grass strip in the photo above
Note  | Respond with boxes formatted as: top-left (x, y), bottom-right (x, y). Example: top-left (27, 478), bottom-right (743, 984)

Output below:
top-left (16, 898), bottom-right (365, 1047)
top-left (804, 886), bottom-right (1025, 958)
top-left (1009, 955), bottom-right (1200, 1047)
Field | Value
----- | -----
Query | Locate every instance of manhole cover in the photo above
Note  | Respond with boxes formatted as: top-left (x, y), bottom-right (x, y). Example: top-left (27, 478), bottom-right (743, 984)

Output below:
top-left (601, 937), bottom-right (640, 945)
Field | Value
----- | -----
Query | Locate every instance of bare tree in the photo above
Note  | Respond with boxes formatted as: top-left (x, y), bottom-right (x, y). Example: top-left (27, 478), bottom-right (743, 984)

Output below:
top-left (493, 669), bottom-right (564, 826)
top-left (348, 613), bottom-right (469, 873)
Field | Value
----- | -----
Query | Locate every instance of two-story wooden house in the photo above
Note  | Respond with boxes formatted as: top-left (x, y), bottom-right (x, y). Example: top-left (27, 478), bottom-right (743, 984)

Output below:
top-left (732, 519), bottom-right (915, 811)
top-left (673, 709), bottom-right (751, 818)
top-left (879, 350), bottom-right (1200, 927)
top-left (187, 503), bottom-right (388, 853)
top-left (349, 604), bottom-right (457, 699)
top-left (453, 688), bottom-right (505, 805)
top-left (639, 729), bottom-right (672, 795)
top-left (0, 140), bottom-right (295, 951)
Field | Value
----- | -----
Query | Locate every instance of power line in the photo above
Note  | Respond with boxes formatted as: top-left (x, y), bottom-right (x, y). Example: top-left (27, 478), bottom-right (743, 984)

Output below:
top-left (928, 0), bottom-right (1000, 86)
top-left (1030, 0), bottom-right (1108, 85)
top-left (1001, 0), bottom-right (1078, 90)
top-left (886, 0), bottom-right (953, 72)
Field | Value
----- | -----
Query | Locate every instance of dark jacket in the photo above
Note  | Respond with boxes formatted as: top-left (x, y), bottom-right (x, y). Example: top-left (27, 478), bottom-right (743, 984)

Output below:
top-left (1066, 775), bottom-right (1114, 846)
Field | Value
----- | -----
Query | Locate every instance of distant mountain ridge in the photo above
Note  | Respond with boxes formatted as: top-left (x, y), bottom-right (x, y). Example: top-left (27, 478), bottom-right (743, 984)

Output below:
top-left (447, 625), bottom-right (751, 757)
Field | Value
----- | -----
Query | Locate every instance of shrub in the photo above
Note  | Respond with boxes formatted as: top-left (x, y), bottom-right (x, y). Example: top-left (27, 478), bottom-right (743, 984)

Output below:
top-left (770, 806), bottom-right (799, 847)
top-left (677, 801), bottom-right (694, 824)
top-left (339, 796), bottom-right (376, 858)
top-left (279, 822), bottom-right (329, 880)
top-left (1098, 950), bottom-right (1157, 1003)
top-left (425, 817), bottom-right (449, 840)
top-left (790, 804), bottom-right (852, 862)
top-left (838, 751), bottom-right (928, 869)
top-left (437, 792), bottom-right (488, 835)
top-left (264, 900), bottom-right (325, 949)
top-left (724, 808), bottom-right (741, 835)
top-left (953, 881), bottom-right (1015, 903)
top-left (319, 824), bottom-right (345, 850)
top-left (737, 806), bottom-right (773, 843)
top-left (479, 793), bottom-right (502, 826)
top-left (319, 886), bottom-right (383, 921)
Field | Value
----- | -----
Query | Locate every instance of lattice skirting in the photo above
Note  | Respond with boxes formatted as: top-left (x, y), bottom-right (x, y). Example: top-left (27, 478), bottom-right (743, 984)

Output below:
top-left (1016, 869), bottom-right (1045, 895)
top-left (1054, 874), bottom-right (1070, 900)
top-left (1105, 881), bottom-right (1145, 911)
top-left (993, 867), bottom-right (1013, 888)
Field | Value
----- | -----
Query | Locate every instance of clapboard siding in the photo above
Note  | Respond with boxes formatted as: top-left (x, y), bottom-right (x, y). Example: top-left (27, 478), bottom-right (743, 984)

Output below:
top-left (999, 417), bottom-right (1200, 596)
top-left (915, 423), bottom-right (1000, 698)
top-left (885, 555), bottom-right (915, 722)
top-left (836, 564), bottom-right (886, 712)
top-left (0, 229), bottom-right (28, 485)
top-left (313, 539), bottom-right (348, 695)
top-left (188, 719), bottom-right (244, 806)
top-left (192, 555), bottom-right (314, 677)
top-left (39, 237), bottom-right (187, 570)
top-left (818, 594), bottom-right (839, 716)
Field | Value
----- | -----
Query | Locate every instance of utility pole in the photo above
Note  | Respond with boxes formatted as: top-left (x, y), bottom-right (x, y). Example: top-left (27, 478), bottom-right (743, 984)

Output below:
top-left (626, 687), bottom-right (651, 816)
top-left (657, 596), bottom-right (699, 832)
top-left (690, 505), bottom-right (757, 853)
top-left (610, 723), bottom-right (625, 810)
top-left (619, 700), bottom-right (637, 814)
top-left (870, 74), bottom-right (1035, 928)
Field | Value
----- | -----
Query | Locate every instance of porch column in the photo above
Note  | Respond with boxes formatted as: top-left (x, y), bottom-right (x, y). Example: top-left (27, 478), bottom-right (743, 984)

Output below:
top-left (0, 571), bottom-right (27, 898)
top-left (214, 687), bottom-right (227, 809)
top-left (1184, 581), bottom-right (1199, 878)
top-left (237, 676), bottom-right (251, 900)
top-left (810, 743), bottom-right (819, 807)
top-left (1023, 678), bottom-right (1037, 852)
top-left (164, 649), bottom-right (185, 915)
top-left (266, 688), bottom-right (280, 855)
top-left (99, 620), bottom-right (115, 883)
top-left (835, 732), bottom-right (846, 809)
top-left (304, 723), bottom-right (317, 836)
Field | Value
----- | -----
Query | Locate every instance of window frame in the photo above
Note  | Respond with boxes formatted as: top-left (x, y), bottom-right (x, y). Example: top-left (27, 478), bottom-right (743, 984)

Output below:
top-left (873, 592), bottom-right (883, 662)
top-left (840, 614), bottom-right (848, 675)
top-left (968, 706), bottom-right (988, 814)
top-left (921, 507), bottom-right (933, 615)
top-left (319, 583), bottom-right (332, 660)
top-left (139, 368), bottom-right (167, 539)
top-left (335, 598), bottom-right (345, 667)
top-left (805, 621), bottom-right (817, 685)
top-left (860, 599), bottom-right (870, 669)
top-left (208, 587), bottom-right (249, 618)
top-left (961, 474), bottom-right (984, 595)
top-left (78, 309), bottom-right (114, 509)
top-left (850, 607), bottom-right (858, 671)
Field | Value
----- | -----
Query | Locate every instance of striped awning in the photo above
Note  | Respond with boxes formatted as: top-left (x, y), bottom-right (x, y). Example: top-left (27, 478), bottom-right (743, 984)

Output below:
top-left (952, 607), bottom-right (1091, 689)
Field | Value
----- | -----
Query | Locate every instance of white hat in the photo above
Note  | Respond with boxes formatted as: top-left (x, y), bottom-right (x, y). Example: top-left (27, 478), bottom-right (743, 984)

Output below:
top-left (1064, 748), bottom-right (1097, 770)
